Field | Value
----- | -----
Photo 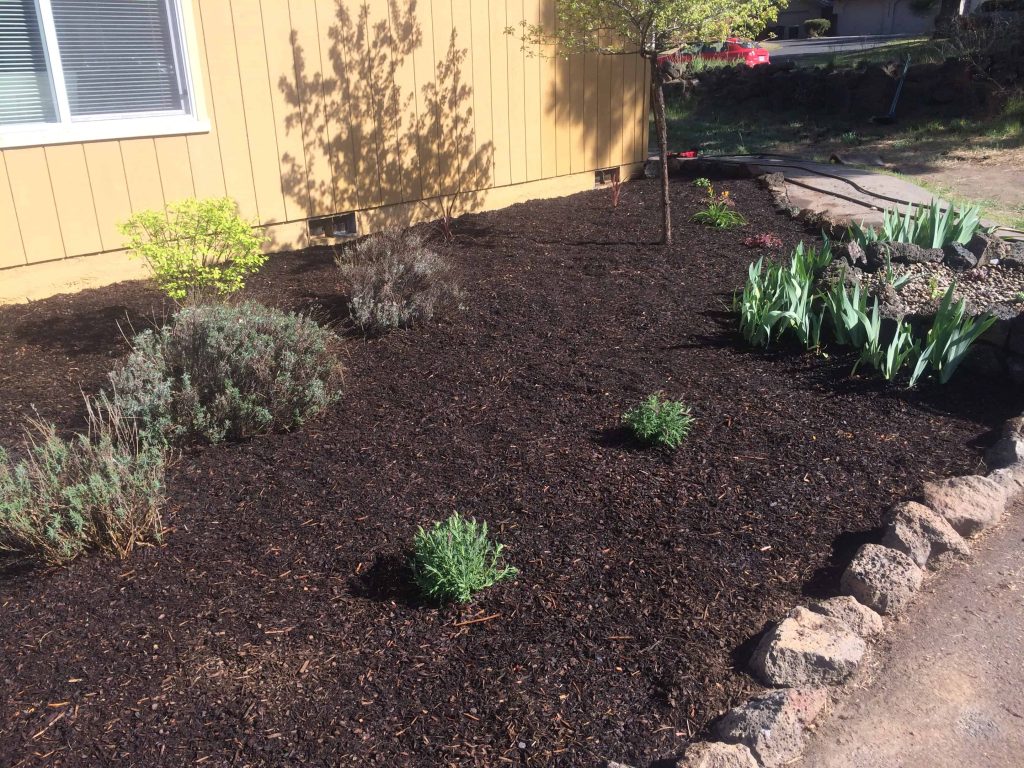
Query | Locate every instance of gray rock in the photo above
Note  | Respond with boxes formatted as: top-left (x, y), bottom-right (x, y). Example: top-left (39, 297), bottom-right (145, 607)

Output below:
top-left (1011, 355), bottom-right (1024, 385)
top-left (881, 500), bottom-right (970, 568)
top-left (716, 688), bottom-right (829, 768)
top-left (808, 596), bottom-right (884, 637)
top-left (966, 232), bottom-right (1007, 266)
top-left (942, 242), bottom-right (979, 271)
top-left (841, 240), bottom-right (869, 269)
top-left (606, 762), bottom-right (634, 768)
top-left (841, 544), bottom-right (923, 616)
top-left (816, 258), bottom-right (864, 294)
top-left (865, 241), bottom-right (943, 270)
top-left (1003, 416), bottom-right (1024, 440)
top-left (988, 464), bottom-right (1024, 500)
top-left (750, 606), bottom-right (865, 686)
top-left (796, 208), bottom-right (847, 240)
top-left (987, 436), bottom-right (1024, 470)
top-left (921, 475), bottom-right (1008, 537)
top-left (1010, 320), bottom-right (1024, 359)
top-left (759, 173), bottom-right (791, 213)
top-left (875, 282), bottom-right (910, 319)
top-left (980, 311), bottom-right (1013, 349)
top-left (1003, 241), bottom-right (1024, 267)
top-left (675, 742), bottom-right (758, 768)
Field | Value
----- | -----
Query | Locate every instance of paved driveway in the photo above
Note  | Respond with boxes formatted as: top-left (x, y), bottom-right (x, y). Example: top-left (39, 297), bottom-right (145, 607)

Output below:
top-left (766, 34), bottom-right (917, 63)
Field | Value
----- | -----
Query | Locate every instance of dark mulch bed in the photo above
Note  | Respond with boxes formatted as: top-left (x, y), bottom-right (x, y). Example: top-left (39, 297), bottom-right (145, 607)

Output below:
top-left (0, 178), bottom-right (1018, 768)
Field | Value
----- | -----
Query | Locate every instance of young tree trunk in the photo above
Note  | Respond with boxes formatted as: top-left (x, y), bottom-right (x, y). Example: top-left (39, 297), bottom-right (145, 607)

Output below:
top-left (649, 58), bottom-right (672, 245)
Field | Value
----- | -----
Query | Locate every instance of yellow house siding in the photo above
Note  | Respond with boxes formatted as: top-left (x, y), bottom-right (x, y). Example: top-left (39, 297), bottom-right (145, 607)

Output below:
top-left (120, 139), bottom-right (166, 216)
top-left (154, 136), bottom-right (198, 204)
top-left (198, 0), bottom-right (259, 222)
top-left (487, 0), bottom-right (512, 189)
top-left (467, 0), bottom-right (494, 191)
top-left (0, 155), bottom-right (26, 268)
top-left (261, 0), bottom-right (309, 223)
top-left (231, 0), bottom-right (289, 227)
top-left (5, 147), bottom-right (65, 263)
top-left (0, 0), bottom-right (651, 289)
top-left (45, 144), bottom-right (103, 257)
top-left (83, 142), bottom-right (133, 253)
top-left (185, 0), bottom-right (228, 202)
top-left (285, 0), bottom-right (332, 218)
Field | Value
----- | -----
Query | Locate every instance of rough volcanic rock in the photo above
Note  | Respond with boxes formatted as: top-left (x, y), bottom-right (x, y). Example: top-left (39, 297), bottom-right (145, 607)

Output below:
top-left (881, 500), bottom-right (970, 568)
top-left (921, 475), bottom-right (1008, 537)
top-left (808, 596), bottom-right (884, 638)
top-left (840, 544), bottom-right (923, 616)
top-left (943, 242), bottom-right (978, 271)
top-left (750, 606), bottom-right (865, 687)
top-left (967, 232), bottom-right (1007, 266)
top-left (716, 688), bottom-right (830, 768)
top-left (864, 241), bottom-right (944, 270)
top-left (840, 240), bottom-right (869, 269)
top-left (675, 742), bottom-right (759, 768)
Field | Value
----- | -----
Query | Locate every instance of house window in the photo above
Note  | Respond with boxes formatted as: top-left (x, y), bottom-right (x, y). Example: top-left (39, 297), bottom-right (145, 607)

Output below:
top-left (0, 0), bottom-right (206, 148)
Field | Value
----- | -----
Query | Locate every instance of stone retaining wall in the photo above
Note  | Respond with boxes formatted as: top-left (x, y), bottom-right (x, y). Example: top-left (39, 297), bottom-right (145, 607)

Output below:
top-left (605, 415), bottom-right (1024, 768)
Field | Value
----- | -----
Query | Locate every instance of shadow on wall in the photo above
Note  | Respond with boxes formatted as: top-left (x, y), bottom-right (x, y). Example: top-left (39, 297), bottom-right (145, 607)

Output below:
top-left (277, 0), bottom-right (494, 229)
top-left (544, 33), bottom-right (642, 176)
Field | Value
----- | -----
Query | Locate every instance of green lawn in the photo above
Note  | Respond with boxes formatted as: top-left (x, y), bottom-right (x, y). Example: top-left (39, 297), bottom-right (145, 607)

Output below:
top-left (657, 85), bottom-right (1024, 229)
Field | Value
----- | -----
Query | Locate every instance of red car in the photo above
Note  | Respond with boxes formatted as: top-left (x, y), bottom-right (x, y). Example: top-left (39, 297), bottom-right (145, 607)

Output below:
top-left (658, 37), bottom-right (771, 69)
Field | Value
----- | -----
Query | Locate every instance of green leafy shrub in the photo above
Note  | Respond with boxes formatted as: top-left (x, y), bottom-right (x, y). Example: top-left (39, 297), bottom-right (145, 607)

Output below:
top-left (821, 276), bottom-right (869, 348)
top-left (910, 285), bottom-right (996, 385)
top-left (804, 18), bottom-right (831, 37)
top-left (880, 319), bottom-right (919, 381)
top-left (737, 241), bottom-right (832, 349)
top-left (109, 302), bottom-right (342, 444)
top-left (623, 393), bottom-right (694, 449)
top-left (0, 399), bottom-right (165, 565)
top-left (336, 227), bottom-right (460, 336)
top-left (692, 177), bottom-right (712, 189)
top-left (691, 185), bottom-right (746, 229)
top-left (738, 249), bottom-right (993, 386)
top-left (411, 513), bottom-right (517, 604)
top-left (847, 199), bottom-right (982, 249)
top-left (120, 197), bottom-right (268, 303)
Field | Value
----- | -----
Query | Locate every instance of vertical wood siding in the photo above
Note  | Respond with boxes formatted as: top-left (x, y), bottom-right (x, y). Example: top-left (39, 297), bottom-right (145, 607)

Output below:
top-left (0, 0), bottom-right (649, 267)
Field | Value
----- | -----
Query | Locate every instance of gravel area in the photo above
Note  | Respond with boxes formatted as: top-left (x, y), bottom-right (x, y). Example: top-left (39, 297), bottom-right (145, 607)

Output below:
top-left (863, 262), bottom-right (1024, 315)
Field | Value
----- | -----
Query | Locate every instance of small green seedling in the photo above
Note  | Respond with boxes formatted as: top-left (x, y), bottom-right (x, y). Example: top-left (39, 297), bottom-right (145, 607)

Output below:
top-left (623, 393), bottom-right (694, 449)
top-left (411, 513), bottom-right (517, 604)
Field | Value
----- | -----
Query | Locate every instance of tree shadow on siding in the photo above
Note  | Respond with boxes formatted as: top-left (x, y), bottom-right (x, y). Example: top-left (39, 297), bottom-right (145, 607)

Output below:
top-left (277, 0), bottom-right (493, 237)
top-left (539, 26), bottom-right (649, 194)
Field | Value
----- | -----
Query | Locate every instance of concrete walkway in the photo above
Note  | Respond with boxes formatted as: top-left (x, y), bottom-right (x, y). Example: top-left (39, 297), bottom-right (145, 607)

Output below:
top-left (701, 156), bottom-right (1020, 239)
top-left (796, 503), bottom-right (1024, 768)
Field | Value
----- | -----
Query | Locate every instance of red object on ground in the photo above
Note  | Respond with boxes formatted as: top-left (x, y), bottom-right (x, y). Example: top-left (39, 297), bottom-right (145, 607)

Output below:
top-left (658, 37), bottom-right (771, 69)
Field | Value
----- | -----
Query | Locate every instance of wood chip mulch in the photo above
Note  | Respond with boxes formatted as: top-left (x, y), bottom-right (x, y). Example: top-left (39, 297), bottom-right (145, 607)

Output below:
top-left (0, 177), bottom-right (1019, 767)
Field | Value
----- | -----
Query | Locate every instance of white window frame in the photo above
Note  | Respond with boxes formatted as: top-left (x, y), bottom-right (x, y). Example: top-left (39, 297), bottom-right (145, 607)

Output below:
top-left (0, 0), bottom-right (209, 149)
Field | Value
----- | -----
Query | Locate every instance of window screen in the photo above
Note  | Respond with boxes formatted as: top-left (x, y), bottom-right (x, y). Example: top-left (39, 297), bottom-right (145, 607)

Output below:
top-left (50, 0), bottom-right (186, 118)
top-left (0, 0), bottom-right (57, 125)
